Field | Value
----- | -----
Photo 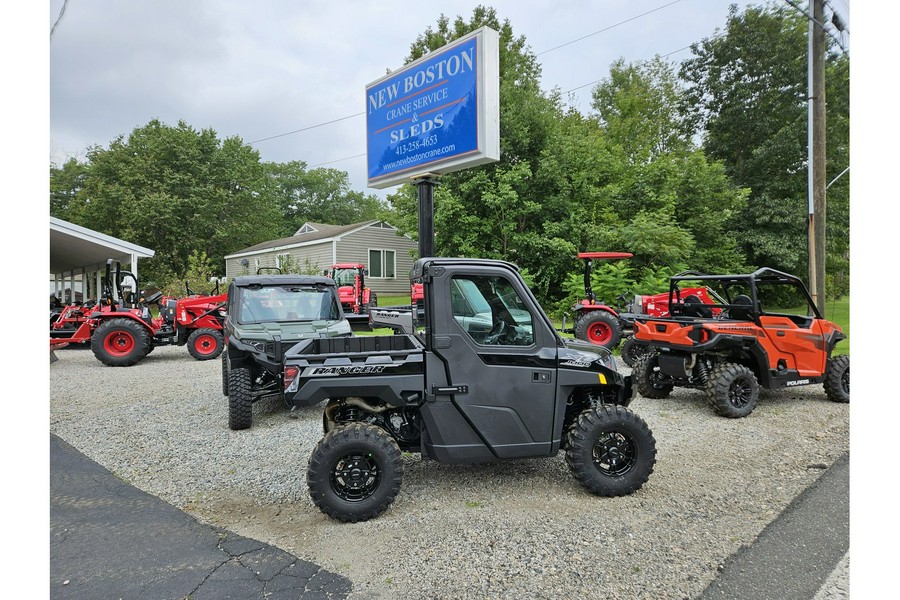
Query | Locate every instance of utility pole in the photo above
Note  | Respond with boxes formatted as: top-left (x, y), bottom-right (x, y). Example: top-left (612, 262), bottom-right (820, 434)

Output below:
top-left (807, 0), bottom-right (827, 315)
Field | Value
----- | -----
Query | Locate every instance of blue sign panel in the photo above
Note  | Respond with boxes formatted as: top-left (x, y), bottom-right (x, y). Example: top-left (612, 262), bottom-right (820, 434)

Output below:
top-left (366, 29), bottom-right (498, 188)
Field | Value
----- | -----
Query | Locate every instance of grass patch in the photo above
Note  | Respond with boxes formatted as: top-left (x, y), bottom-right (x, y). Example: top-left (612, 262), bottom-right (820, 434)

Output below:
top-left (377, 294), bottom-right (411, 307)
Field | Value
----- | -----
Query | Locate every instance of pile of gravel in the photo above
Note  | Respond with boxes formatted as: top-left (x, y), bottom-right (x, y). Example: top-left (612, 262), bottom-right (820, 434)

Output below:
top-left (50, 345), bottom-right (849, 599)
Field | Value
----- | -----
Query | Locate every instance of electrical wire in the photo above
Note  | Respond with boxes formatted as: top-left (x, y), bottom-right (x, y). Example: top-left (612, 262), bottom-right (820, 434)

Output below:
top-left (535, 0), bottom-right (686, 56)
top-left (50, 0), bottom-right (70, 41)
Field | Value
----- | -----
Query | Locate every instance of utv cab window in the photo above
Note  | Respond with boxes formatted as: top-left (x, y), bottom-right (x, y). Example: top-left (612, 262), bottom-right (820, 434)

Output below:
top-left (450, 275), bottom-right (534, 346)
top-left (238, 286), bottom-right (340, 323)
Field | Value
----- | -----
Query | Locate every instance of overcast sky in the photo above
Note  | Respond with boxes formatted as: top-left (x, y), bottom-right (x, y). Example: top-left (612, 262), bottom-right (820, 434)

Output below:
top-left (46, 0), bottom-right (854, 197)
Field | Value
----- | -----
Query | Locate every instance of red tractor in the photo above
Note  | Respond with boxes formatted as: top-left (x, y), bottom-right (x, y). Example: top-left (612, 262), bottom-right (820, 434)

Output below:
top-left (326, 263), bottom-right (377, 330)
top-left (162, 283), bottom-right (227, 360)
top-left (49, 259), bottom-right (227, 365)
top-left (565, 254), bottom-right (719, 359)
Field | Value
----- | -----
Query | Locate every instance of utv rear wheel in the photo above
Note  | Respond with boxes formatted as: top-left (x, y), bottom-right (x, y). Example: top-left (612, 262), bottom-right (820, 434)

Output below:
top-left (187, 328), bottom-right (224, 360)
top-left (574, 311), bottom-right (622, 350)
top-left (565, 405), bottom-right (656, 496)
top-left (91, 318), bottom-right (151, 367)
top-left (227, 367), bottom-right (253, 430)
top-left (633, 353), bottom-right (673, 398)
top-left (705, 363), bottom-right (759, 418)
top-left (621, 337), bottom-right (651, 368)
top-left (307, 423), bottom-right (403, 523)
top-left (824, 355), bottom-right (849, 403)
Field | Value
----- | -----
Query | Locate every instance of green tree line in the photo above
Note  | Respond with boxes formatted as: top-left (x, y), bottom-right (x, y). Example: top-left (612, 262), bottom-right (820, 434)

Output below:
top-left (50, 3), bottom-right (849, 311)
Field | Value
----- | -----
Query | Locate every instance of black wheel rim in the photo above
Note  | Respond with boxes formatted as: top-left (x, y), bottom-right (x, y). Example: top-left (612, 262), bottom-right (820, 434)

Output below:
top-left (592, 430), bottom-right (637, 477)
top-left (728, 377), bottom-right (753, 408)
top-left (841, 367), bottom-right (849, 394)
top-left (330, 452), bottom-right (380, 502)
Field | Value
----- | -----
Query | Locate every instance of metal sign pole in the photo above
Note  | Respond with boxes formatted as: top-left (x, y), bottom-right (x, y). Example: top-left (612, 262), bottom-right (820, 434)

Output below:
top-left (414, 174), bottom-right (439, 258)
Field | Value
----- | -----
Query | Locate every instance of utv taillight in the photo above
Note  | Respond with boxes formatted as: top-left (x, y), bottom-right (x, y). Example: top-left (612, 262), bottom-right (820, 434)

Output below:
top-left (284, 366), bottom-right (300, 390)
top-left (699, 329), bottom-right (710, 343)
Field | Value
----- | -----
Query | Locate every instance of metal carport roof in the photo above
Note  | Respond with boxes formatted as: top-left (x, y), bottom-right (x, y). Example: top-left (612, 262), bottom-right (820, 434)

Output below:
top-left (50, 216), bottom-right (155, 277)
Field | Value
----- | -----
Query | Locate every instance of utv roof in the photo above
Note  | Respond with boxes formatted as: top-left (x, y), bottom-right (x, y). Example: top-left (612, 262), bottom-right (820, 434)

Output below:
top-left (231, 274), bottom-right (336, 287)
top-left (411, 257), bottom-right (521, 279)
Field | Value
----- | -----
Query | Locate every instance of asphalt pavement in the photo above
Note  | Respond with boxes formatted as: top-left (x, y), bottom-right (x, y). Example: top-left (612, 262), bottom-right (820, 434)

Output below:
top-left (50, 433), bottom-right (849, 599)
top-left (49, 434), bottom-right (351, 600)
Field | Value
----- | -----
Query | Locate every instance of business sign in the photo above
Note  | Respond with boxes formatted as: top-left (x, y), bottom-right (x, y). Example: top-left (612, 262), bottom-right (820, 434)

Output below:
top-left (366, 27), bottom-right (500, 189)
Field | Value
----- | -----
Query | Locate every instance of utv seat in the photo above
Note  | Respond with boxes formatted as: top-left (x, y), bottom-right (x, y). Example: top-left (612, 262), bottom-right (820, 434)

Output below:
top-left (728, 294), bottom-right (753, 321)
top-left (681, 295), bottom-right (713, 318)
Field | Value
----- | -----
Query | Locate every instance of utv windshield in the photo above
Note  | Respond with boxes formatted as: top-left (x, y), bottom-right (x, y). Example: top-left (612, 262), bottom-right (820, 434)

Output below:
top-left (237, 285), bottom-right (341, 324)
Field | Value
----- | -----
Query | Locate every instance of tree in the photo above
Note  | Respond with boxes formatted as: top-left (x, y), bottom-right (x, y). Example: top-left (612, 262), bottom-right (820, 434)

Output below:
top-left (591, 57), bottom-right (692, 163)
top-left (50, 119), bottom-right (283, 284)
top-left (679, 3), bottom-right (850, 288)
top-left (264, 161), bottom-right (385, 236)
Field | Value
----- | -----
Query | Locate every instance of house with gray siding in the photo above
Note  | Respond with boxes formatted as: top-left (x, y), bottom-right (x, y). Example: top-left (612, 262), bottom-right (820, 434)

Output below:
top-left (223, 221), bottom-right (418, 296)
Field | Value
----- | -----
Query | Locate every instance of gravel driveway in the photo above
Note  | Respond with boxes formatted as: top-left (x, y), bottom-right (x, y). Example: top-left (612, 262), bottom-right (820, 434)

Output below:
top-left (49, 345), bottom-right (849, 599)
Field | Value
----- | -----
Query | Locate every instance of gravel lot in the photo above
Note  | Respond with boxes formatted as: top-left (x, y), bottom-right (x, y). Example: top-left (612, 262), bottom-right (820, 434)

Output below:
top-left (49, 344), bottom-right (849, 599)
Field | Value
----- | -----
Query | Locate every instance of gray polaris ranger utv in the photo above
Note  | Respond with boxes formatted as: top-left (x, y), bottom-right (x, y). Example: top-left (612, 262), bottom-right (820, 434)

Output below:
top-left (222, 271), bottom-right (351, 430)
top-left (281, 258), bottom-right (657, 522)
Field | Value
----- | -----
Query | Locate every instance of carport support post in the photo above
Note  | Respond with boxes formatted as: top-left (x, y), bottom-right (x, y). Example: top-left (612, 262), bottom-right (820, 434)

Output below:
top-left (413, 174), bottom-right (440, 259)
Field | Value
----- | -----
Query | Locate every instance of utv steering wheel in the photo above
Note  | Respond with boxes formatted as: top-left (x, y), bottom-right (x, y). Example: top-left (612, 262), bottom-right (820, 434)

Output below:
top-left (482, 319), bottom-right (510, 345)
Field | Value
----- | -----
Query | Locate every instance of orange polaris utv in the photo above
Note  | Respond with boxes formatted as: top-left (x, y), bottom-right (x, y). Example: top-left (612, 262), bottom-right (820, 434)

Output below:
top-left (631, 268), bottom-right (849, 418)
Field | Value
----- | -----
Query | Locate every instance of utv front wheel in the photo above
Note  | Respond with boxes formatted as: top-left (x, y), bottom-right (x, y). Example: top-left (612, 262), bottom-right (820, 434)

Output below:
top-left (633, 353), bottom-right (673, 399)
top-left (92, 318), bottom-right (151, 367)
top-left (705, 363), bottom-right (759, 418)
top-left (307, 424), bottom-right (403, 522)
top-left (574, 311), bottom-right (622, 350)
top-left (227, 367), bottom-right (253, 430)
top-left (824, 355), bottom-right (849, 403)
top-left (187, 328), bottom-right (224, 360)
top-left (565, 405), bottom-right (656, 496)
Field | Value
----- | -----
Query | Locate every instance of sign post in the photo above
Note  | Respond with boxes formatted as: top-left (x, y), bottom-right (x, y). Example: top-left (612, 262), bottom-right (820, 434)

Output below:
top-left (366, 27), bottom-right (500, 255)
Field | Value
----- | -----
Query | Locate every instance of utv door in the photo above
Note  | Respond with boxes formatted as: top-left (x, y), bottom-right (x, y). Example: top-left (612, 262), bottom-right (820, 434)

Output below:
top-left (423, 265), bottom-right (558, 460)
top-left (758, 314), bottom-right (827, 376)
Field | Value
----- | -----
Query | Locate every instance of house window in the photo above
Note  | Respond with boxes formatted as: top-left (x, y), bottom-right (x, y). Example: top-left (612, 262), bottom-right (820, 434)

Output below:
top-left (368, 249), bottom-right (396, 278)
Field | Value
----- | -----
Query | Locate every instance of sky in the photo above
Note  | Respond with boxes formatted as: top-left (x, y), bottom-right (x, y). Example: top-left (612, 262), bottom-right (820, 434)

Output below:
top-left (45, 0), bottom-right (854, 198)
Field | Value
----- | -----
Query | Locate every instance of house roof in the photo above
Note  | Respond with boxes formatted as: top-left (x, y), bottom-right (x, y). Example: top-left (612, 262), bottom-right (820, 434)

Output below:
top-left (50, 216), bottom-right (155, 275)
top-left (224, 220), bottom-right (389, 258)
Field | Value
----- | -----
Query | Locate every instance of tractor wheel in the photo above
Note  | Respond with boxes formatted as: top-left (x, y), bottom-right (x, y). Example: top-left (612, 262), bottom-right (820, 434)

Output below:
top-left (221, 351), bottom-right (229, 396)
top-left (633, 353), bottom-right (673, 399)
top-left (705, 363), bottom-right (759, 418)
top-left (187, 328), bottom-right (224, 361)
top-left (824, 355), bottom-right (849, 403)
top-left (574, 311), bottom-right (622, 350)
top-left (227, 367), bottom-right (253, 430)
top-left (565, 404), bottom-right (656, 496)
top-left (307, 423), bottom-right (404, 523)
top-left (91, 318), bottom-right (151, 367)
top-left (620, 337), bottom-right (651, 368)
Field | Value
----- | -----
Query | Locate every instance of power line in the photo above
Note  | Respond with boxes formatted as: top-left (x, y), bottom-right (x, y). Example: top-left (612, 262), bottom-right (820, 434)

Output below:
top-left (247, 112), bottom-right (363, 144)
top-left (535, 0), bottom-right (686, 56)
top-left (50, 0), bottom-right (70, 41)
